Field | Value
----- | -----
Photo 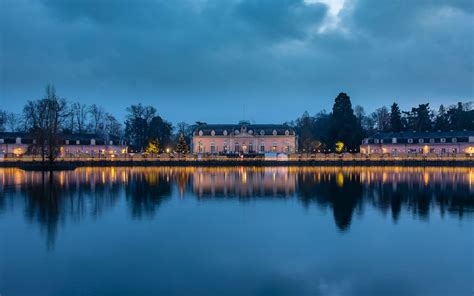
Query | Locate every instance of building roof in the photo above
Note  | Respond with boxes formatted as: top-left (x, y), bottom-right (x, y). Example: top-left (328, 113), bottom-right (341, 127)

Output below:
top-left (193, 123), bottom-right (296, 136)
top-left (0, 132), bottom-right (119, 140)
top-left (365, 130), bottom-right (474, 140)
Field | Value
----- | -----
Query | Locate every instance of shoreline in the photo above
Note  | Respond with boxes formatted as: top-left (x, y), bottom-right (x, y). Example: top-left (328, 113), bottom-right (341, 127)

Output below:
top-left (1, 159), bottom-right (472, 170)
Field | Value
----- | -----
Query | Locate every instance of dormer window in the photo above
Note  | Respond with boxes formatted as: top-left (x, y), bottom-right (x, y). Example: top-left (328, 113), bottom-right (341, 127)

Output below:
top-left (408, 138), bottom-right (413, 144)
top-left (429, 138), bottom-right (435, 143)
top-left (285, 130), bottom-right (290, 136)
top-left (199, 130), bottom-right (203, 136)
top-left (235, 130), bottom-right (240, 135)
top-left (223, 130), bottom-right (228, 136)
top-left (0, 139), bottom-right (4, 144)
top-left (260, 130), bottom-right (265, 136)
top-left (272, 130), bottom-right (277, 136)
top-left (392, 138), bottom-right (397, 144)
top-left (211, 130), bottom-right (215, 136)
top-left (452, 138), bottom-right (457, 143)
top-left (440, 138), bottom-right (446, 143)
top-left (76, 140), bottom-right (80, 145)
top-left (374, 139), bottom-right (379, 144)
top-left (418, 139), bottom-right (424, 143)
top-left (65, 140), bottom-right (70, 145)
top-left (248, 130), bottom-right (253, 135)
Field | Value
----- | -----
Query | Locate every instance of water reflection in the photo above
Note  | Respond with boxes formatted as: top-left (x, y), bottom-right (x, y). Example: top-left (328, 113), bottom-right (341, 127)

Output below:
top-left (0, 166), bottom-right (472, 246)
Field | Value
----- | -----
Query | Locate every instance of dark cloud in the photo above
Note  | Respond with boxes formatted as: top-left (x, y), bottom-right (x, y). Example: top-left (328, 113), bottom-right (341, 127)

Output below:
top-left (0, 0), bottom-right (472, 123)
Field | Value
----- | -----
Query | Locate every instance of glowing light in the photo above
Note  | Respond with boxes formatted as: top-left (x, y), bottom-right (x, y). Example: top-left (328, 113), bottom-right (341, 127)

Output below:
top-left (13, 148), bottom-right (23, 156)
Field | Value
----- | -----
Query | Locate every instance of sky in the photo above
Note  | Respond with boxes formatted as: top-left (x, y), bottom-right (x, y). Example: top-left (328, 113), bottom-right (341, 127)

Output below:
top-left (1, 0), bottom-right (473, 125)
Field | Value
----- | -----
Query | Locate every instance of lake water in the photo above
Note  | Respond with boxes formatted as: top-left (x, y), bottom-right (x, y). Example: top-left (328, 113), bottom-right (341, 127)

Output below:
top-left (0, 166), bottom-right (473, 296)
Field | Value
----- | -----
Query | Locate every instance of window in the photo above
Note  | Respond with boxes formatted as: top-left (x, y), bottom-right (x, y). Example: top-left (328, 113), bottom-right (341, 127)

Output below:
top-left (65, 140), bottom-right (70, 145)
top-left (430, 138), bottom-right (435, 143)
top-left (211, 130), bottom-right (215, 136)
top-left (392, 138), bottom-right (397, 144)
top-left (234, 143), bottom-right (240, 152)
top-left (223, 141), bottom-right (228, 153)
top-left (418, 138), bottom-right (424, 143)
top-left (248, 142), bottom-right (254, 153)
top-left (223, 130), bottom-right (228, 136)
top-left (408, 138), bottom-right (413, 144)
top-left (0, 139), bottom-right (3, 144)
top-left (260, 130), bottom-right (265, 136)
top-left (199, 130), bottom-right (203, 136)
top-left (210, 143), bottom-right (216, 153)
top-left (271, 142), bottom-right (277, 152)
top-left (452, 138), bottom-right (457, 143)
top-left (374, 139), bottom-right (379, 144)
top-left (453, 148), bottom-right (458, 153)
top-left (285, 130), bottom-right (290, 136)
top-left (260, 143), bottom-right (265, 153)
top-left (272, 130), bottom-right (277, 136)
top-left (235, 130), bottom-right (240, 135)
top-left (440, 138), bottom-right (446, 143)
top-left (76, 140), bottom-right (80, 145)
top-left (380, 139), bottom-right (384, 144)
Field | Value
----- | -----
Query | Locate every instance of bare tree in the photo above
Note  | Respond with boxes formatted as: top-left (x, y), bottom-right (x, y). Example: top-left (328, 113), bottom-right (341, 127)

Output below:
top-left (371, 106), bottom-right (391, 132)
top-left (72, 102), bottom-right (89, 133)
top-left (0, 110), bottom-right (7, 132)
top-left (23, 85), bottom-right (67, 164)
top-left (104, 113), bottom-right (122, 138)
top-left (88, 104), bottom-right (105, 134)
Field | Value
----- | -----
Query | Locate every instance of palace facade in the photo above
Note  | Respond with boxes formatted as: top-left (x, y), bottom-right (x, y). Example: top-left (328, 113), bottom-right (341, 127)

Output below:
top-left (360, 131), bottom-right (474, 155)
top-left (0, 132), bottom-right (126, 157)
top-left (192, 121), bottom-right (297, 154)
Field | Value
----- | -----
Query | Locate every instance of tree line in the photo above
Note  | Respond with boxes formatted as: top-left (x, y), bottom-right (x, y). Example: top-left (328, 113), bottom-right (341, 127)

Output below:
top-left (0, 85), bottom-right (189, 163)
top-left (289, 93), bottom-right (473, 152)
top-left (0, 86), bottom-right (472, 158)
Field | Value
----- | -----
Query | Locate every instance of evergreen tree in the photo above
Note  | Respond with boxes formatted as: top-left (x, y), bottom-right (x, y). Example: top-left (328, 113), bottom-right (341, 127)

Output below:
top-left (434, 105), bottom-right (449, 131)
top-left (390, 103), bottom-right (403, 132)
top-left (175, 133), bottom-right (189, 154)
top-left (413, 103), bottom-right (432, 131)
top-left (329, 92), bottom-right (363, 150)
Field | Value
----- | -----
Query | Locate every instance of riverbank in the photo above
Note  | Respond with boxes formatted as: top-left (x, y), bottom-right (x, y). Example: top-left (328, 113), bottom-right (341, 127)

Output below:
top-left (1, 158), bottom-right (473, 170)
